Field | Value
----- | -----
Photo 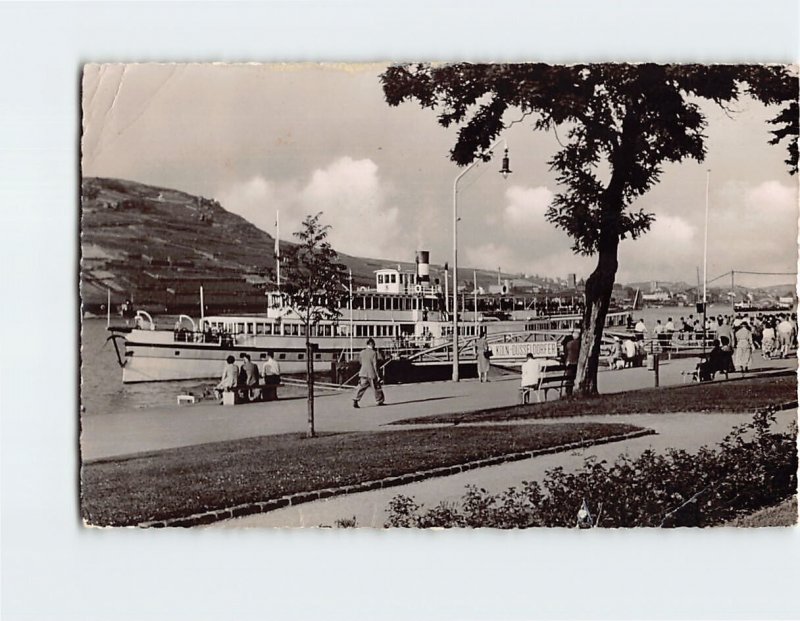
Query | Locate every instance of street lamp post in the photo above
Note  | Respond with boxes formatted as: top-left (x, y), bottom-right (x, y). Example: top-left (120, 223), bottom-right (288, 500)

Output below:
top-left (702, 169), bottom-right (710, 358)
top-left (452, 140), bottom-right (512, 381)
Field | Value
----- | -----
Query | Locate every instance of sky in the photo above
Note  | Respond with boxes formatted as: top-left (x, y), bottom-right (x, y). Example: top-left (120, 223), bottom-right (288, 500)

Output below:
top-left (81, 63), bottom-right (798, 286)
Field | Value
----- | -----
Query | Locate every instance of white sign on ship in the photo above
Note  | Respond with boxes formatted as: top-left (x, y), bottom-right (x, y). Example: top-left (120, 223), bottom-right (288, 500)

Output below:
top-left (489, 341), bottom-right (559, 359)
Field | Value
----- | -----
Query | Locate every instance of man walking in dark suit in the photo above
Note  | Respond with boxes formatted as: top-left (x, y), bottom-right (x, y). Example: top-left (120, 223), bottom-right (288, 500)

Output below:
top-left (353, 338), bottom-right (386, 408)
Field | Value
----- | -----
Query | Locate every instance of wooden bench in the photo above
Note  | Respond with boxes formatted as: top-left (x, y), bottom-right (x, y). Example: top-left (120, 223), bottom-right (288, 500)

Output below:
top-left (519, 364), bottom-right (567, 404)
top-left (681, 358), bottom-right (731, 384)
top-left (220, 380), bottom-right (283, 405)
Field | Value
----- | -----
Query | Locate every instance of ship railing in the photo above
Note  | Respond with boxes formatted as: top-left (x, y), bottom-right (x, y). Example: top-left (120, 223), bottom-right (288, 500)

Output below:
top-left (604, 329), bottom-right (717, 357)
top-left (170, 328), bottom-right (237, 346)
top-left (134, 310), bottom-right (155, 330)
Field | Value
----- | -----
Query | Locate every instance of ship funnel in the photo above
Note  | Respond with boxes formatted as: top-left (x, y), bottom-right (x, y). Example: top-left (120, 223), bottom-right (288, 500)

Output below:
top-left (415, 250), bottom-right (430, 284)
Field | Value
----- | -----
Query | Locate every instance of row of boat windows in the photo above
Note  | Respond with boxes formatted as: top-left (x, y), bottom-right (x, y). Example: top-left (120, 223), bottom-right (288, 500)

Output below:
top-left (350, 295), bottom-right (440, 311)
top-left (200, 321), bottom-right (483, 339)
top-left (204, 321), bottom-right (418, 338)
top-left (439, 325), bottom-right (480, 337)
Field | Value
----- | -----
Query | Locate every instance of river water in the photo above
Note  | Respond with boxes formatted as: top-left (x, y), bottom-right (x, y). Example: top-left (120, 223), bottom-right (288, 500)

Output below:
top-left (81, 318), bottom-right (218, 417)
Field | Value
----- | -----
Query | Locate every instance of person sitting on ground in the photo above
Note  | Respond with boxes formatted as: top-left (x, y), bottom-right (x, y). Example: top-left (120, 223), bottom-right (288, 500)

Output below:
top-left (215, 355), bottom-right (238, 402)
top-left (239, 352), bottom-right (261, 402)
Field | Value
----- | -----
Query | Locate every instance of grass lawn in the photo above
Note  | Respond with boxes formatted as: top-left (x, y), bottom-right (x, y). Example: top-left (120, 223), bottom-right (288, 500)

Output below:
top-left (391, 372), bottom-right (798, 426)
top-left (728, 496), bottom-right (798, 527)
top-left (82, 422), bottom-right (643, 526)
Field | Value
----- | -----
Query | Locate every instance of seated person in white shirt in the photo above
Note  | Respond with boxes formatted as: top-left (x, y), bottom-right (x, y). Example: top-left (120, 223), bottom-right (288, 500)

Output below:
top-left (521, 353), bottom-right (557, 389)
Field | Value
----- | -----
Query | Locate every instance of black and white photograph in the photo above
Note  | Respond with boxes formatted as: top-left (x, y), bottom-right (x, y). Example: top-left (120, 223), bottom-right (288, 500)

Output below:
top-left (4, 2), bottom-right (800, 619)
top-left (79, 62), bottom-right (798, 529)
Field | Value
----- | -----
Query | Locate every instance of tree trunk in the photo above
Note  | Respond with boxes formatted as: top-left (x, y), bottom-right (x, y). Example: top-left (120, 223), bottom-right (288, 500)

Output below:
top-left (575, 109), bottom-right (637, 396)
top-left (575, 235), bottom-right (619, 396)
top-left (306, 333), bottom-right (315, 438)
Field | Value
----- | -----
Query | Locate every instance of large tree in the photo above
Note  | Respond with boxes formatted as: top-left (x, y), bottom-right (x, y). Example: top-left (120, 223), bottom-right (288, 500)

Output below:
top-left (381, 63), bottom-right (798, 395)
top-left (280, 212), bottom-right (347, 437)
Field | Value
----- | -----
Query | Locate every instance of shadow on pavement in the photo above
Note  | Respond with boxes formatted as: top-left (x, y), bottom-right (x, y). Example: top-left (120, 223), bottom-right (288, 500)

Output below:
top-left (382, 395), bottom-right (459, 407)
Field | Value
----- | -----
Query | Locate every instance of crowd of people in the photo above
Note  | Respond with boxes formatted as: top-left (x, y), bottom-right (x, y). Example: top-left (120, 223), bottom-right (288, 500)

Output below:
top-left (214, 351), bottom-right (281, 403)
top-left (624, 312), bottom-right (798, 352)
top-left (614, 312), bottom-right (797, 380)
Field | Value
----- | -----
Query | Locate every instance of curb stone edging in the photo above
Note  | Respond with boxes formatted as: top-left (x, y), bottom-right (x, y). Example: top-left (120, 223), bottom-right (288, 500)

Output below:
top-left (138, 428), bottom-right (656, 528)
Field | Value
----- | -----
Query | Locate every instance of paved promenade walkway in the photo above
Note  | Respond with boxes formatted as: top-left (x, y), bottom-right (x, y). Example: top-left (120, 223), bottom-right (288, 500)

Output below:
top-left (81, 354), bottom-right (796, 461)
top-left (215, 408), bottom-right (797, 528)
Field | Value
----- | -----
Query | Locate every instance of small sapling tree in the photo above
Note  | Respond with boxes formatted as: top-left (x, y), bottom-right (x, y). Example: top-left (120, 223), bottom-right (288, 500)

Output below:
top-left (280, 212), bottom-right (347, 437)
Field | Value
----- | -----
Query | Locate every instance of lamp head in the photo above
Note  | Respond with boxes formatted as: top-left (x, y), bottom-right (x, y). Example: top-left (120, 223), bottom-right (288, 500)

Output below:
top-left (499, 146), bottom-right (512, 179)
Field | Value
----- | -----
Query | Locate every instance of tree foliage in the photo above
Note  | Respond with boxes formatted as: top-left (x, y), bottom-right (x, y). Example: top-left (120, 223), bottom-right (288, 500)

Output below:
top-left (280, 212), bottom-right (347, 437)
top-left (281, 212), bottom-right (347, 326)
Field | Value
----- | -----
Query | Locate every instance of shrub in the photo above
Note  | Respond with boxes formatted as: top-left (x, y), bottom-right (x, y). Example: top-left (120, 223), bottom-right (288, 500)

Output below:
top-left (384, 407), bottom-right (798, 528)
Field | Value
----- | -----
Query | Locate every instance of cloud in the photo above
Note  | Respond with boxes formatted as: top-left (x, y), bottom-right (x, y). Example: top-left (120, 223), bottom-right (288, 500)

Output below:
top-left (466, 183), bottom-right (705, 283)
top-left (464, 243), bottom-right (518, 273)
top-left (216, 156), bottom-right (404, 260)
top-left (503, 185), bottom-right (554, 227)
top-left (744, 179), bottom-right (796, 213)
top-left (463, 184), bottom-right (592, 277)
top-left (299, 157), bottom-right (400, 258)
top-left (706, 179), bottom-right (798, 277)
top-left (617, 214), bottom-right (696, 282)
top-left (215, 176), bottom-right (287, 233)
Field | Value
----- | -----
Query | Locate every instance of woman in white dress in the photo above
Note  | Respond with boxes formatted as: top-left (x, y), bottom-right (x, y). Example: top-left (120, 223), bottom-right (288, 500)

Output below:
top-left (733, 323), bottom-right (754, 372)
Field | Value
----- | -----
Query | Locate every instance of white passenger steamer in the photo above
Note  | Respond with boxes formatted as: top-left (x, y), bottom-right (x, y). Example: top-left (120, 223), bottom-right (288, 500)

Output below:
top-left (108, 251), bottom-right (630, 383)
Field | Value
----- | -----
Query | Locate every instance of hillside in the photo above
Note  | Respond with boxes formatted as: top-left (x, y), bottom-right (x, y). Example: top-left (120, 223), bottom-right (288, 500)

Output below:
top-left (80, 177), bottom-right (526, 314)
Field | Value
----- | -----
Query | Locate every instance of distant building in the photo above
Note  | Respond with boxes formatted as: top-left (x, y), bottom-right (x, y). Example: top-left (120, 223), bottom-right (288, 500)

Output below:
top-left (642, 288), bottom-right (671, 302)
top-left (488, 279), bottom-right (511, 295)
top-left (568, 273), bottom-right (577, 289)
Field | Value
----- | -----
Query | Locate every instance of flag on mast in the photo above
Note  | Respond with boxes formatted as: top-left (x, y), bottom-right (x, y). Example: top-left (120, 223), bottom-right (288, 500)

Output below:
top-left (275, 209), bottom-right (281, 288)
